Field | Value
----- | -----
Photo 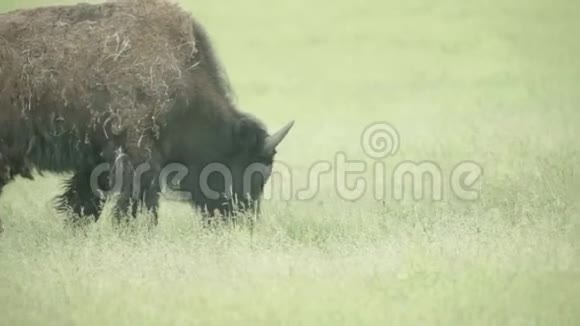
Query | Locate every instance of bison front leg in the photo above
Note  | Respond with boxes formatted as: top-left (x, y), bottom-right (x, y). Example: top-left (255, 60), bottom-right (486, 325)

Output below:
top-left (55, 168), bottom-right (107, 226)
top-left (108, 148), bottom-right (161, 228)
top-left (130, 166), bottom-right (161, 227)
top-left (109, 150), bottom-right (136, 226)
top-left (143, 176), bottom-right (161, 226)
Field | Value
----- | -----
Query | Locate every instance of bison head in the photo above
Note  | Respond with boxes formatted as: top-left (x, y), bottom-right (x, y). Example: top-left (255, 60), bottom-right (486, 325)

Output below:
top-left (167, 116), bottom-right (294, 220)
top-left (222, 118), bottom-right (294, 216)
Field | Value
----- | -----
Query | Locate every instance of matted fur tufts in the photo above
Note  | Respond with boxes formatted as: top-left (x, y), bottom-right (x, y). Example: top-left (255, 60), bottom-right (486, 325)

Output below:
top-left (0, 0), bottom-right (201, 163)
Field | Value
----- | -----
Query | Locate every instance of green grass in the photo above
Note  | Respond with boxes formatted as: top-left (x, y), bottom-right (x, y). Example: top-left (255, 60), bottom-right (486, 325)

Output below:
top-left (1, 0), bottom-right (579, 325)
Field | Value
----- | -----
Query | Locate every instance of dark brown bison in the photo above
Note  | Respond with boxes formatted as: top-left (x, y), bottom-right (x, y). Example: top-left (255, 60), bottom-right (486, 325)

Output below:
top-left (0, 0), bottom-right (293, 227)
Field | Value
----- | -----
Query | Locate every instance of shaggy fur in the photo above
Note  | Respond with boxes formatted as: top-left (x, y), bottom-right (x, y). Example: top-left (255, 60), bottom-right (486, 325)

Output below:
top-left (0, 0), bottom-right (291, 226)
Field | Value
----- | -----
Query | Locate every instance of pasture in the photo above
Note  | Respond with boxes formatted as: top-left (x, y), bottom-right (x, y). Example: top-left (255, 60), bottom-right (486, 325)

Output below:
top-left (0, 0), bottom-right (579, 324)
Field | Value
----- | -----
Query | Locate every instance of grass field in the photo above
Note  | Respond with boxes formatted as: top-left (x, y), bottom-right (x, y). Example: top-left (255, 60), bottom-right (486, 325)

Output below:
top-left (1, 0), bottom-right (579, 325)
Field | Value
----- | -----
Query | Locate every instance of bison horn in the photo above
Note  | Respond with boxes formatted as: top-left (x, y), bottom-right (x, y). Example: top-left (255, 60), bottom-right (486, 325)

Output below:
top-left (264, 120), bottom-right (294, 153)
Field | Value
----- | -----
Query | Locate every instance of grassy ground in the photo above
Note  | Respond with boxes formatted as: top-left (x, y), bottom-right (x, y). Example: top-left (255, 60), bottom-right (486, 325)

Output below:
top-left (1, 0), bottom-right (579, 325)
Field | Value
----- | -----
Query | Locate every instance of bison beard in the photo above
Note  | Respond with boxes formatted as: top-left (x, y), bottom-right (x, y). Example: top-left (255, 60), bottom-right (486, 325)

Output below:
top-left (0, 0), bottom-right (293, 227)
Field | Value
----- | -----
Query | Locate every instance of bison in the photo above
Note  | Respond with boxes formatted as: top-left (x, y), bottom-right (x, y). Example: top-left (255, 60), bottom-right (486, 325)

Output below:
top-left (0, 0), bottom-right (293, 227)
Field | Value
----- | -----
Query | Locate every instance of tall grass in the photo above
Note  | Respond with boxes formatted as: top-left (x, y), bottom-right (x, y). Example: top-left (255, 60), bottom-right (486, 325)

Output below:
top-left (1, 0), bottom-right (579, 324)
